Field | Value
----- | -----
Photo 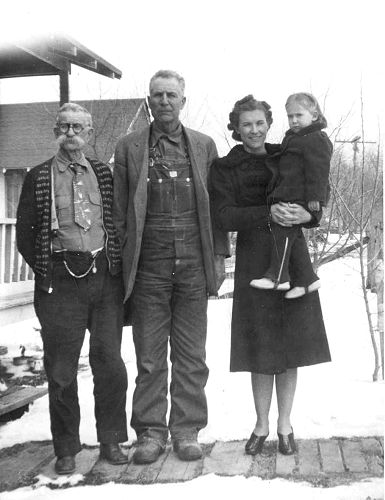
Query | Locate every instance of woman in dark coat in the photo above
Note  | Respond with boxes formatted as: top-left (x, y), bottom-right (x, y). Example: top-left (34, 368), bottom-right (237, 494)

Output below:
top-left (210, 95), bottom-right (331, 455)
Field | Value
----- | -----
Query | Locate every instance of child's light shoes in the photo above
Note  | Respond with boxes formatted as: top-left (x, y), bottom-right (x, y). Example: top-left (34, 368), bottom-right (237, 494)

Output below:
top-left (284, 280), bottom-right (321, 299)
top-left (250, 278), bottom-right (290, 291)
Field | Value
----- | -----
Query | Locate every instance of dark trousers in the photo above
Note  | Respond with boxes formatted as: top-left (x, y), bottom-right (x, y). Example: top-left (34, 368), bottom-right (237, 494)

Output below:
top-left (264, 223), bottom-right (318, 286)
top-left (130, 221), bottom-right (209, 443)
top-left (34, 252), bottom-right (128, 458)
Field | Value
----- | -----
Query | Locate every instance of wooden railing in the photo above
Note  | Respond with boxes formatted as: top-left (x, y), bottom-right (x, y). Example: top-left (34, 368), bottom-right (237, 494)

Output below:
top-left (0, 219), bottom-right (33, 284)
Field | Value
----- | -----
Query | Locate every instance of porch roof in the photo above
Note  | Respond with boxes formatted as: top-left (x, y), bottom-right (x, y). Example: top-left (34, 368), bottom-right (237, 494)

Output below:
top-left (0, 34), bottom-right (122, 80)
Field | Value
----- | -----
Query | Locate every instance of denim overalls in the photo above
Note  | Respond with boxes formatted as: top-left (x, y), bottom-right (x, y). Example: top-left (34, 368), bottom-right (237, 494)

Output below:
top-left (130, 135), bottom-right (209, 443)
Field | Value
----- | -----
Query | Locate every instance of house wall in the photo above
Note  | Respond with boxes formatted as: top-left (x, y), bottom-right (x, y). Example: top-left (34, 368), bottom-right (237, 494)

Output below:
top-left (0, 99), bottom-right (151, 298)
top-left (0, 172), bottom-right (5, 218)
top-left (132, 108), bottom-right (151, 132)
top-left (5, 170), bottom-right (26, 217)
top-left (0, 98), bottom-right (150, 218)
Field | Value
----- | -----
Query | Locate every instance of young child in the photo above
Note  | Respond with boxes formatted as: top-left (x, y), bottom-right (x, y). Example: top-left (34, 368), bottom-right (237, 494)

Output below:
top-left (250, 92), bottom-right (333, 299)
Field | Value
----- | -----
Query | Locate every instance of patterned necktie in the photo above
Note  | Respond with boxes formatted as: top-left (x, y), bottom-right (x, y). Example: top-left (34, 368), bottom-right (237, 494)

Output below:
top-left (70, 163), bottom-right (92, 231)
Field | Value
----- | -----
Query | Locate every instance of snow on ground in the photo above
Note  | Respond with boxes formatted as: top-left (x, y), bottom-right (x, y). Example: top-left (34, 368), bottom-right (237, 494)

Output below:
top-left (1, 476), bottom-right (384, 500)
top-left (0, 253), bottom-right (383, 498)
top-left (203, 252), bottom-right (384, 443)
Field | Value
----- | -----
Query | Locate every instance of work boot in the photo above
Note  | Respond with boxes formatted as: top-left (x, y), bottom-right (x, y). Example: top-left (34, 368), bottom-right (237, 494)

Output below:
top-left (55, 455), bottom-right (75, 475)
top-left (100, 443), bottom-right (128, 464)
top-left (173, 438), bottom-right (202, 461)
top-left (133, 436), bottom-right (165, 464)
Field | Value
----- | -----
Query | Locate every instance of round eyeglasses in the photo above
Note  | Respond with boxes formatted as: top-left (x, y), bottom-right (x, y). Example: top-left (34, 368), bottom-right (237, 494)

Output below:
top-left (56, 123), bottom-right (88, 134)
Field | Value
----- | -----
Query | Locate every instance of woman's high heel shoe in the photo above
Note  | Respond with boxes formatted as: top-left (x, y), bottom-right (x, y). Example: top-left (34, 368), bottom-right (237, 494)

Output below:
top-left (245, 432), bottom-right (269, 455)
top-left (277, 429), bottom-right (296, 455)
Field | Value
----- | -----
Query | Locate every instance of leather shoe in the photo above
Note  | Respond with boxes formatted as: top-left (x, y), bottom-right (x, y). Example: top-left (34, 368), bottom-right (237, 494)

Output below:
top-left (100, 443), bottom-right (128, 465)
top-left (277, 429), bottom-right (296, 455)
top-left (250, 278), bottom-right (290, 291)
top-left (133, 437), bottom-right (165, 464)
top-left (173, 439), bottom-right (202, 461)
top-left (245, 432), bottom-right (268, 455)
top-left (55, 455), bottom-right (75, 475)
top-left (285, 280), bottom-right (321, 299)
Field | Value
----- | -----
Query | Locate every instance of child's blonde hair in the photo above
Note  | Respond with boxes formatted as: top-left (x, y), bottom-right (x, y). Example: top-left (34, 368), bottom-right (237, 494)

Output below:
top-left (285, 92), bottom-right (327, 126)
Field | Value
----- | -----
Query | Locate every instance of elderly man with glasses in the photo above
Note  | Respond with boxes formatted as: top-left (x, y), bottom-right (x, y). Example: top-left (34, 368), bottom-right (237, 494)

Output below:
top-left (16, 103), bottom-right (128, 475)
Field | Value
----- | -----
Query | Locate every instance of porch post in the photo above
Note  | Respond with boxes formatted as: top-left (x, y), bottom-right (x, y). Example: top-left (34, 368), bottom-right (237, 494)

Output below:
top-left (59, 71), bottom-right (69, 105)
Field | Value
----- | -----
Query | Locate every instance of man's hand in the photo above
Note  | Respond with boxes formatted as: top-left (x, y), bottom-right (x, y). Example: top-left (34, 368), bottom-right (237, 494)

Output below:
top-left (214, 254), bottom-right (226, 291)
top-left (271, 202), bottom-right (312, 227)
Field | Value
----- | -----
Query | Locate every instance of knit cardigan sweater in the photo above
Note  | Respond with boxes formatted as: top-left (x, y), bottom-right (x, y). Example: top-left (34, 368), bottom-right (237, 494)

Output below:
top-left (16, 157), bottom-right (121, 291)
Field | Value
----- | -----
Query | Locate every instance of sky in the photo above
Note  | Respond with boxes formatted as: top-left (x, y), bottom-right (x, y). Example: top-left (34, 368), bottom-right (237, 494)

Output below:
top-left (0, 0), bottom-right (383, 155)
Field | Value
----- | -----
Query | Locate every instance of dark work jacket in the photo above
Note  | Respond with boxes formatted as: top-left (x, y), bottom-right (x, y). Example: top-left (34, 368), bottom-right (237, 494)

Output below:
top-left (269, 122), bottom-right (333, 206)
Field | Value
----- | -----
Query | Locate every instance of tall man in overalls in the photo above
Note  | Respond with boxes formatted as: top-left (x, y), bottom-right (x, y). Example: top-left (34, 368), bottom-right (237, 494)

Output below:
top-left (114, 70), bottom-right (229, 464)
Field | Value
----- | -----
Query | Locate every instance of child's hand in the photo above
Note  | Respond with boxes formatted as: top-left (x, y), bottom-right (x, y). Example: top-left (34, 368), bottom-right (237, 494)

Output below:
top-left (308, 201), bottom-right (320, 211)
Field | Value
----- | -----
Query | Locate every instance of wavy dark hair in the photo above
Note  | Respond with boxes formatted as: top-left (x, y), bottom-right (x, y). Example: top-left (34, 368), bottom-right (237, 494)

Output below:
top-left (228, 95), bottom-right (273, 142)
top-left (285, 92), bottom-right (327, 127)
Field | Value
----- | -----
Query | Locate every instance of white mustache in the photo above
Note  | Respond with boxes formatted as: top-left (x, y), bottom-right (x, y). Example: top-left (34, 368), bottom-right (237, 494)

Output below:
top-left (56, 135), bottom-right (85, 149)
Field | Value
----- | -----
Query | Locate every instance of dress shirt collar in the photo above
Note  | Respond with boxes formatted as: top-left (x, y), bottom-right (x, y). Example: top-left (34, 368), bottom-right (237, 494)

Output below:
top-left (150, 121), bottom-right (183, 147)
top-left (55, 149), bottom-right (89, 172)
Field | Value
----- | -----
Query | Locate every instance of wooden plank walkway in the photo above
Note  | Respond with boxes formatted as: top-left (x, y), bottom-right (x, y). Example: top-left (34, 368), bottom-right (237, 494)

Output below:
top-left (0, 386), bottom-right (48, 417)
top-left (0, 436), bottom-right (383, 492)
